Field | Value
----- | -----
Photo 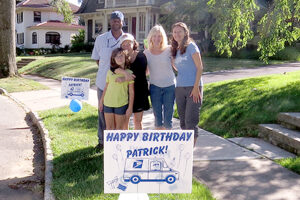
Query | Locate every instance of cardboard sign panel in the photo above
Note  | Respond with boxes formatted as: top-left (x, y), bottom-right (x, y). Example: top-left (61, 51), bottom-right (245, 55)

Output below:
top-left (61, 77), bottom-right (90, 100)
top-left (104, 130), bottom-right (194, 193)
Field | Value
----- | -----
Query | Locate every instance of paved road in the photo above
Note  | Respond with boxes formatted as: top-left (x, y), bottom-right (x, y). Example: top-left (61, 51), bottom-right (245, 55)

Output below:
top-left (0, 95), bottom-right (43, 200)
top-left (203, 62), bottom-right (300, 84)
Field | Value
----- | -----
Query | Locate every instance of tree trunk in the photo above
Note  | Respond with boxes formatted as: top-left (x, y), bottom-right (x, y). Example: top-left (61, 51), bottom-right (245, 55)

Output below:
top-left (0, 0), bottom-right (18, 78)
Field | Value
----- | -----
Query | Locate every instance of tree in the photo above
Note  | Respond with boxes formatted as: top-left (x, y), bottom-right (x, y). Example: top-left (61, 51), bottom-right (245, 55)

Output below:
top-left (51, 0), bottom-right (73, 23)
top-left (161, 0), bottom-right (300, 62)
top-left (0, 0), bottom-right (17, 78)
top-left (208, 0), bottom-right (300, 62)
top-left (159, 0), bottom-right (215, 54)
top-left (257, 0), bottom-right (300, 62)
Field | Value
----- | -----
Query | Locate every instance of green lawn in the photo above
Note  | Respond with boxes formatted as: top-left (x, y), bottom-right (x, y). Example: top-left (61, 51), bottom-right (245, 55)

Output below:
top-left (39, 104), bottom-right (215, 200)
top-left (276, 157), bottom-right (300, 175)
top-left (18, 53), bottom-right (288, 86)
top-left (19, 53), bottom-right (98, 85)
top-left (0, 77), bottom-right (48, 93)
top-left (199, 70), bottom-right (300, 138)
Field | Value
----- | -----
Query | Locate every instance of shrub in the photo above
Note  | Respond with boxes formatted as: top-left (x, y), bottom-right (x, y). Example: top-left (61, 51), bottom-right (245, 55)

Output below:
top-left (271, 46), bottom-right (300, 61)
top-left (16, 47), bottom-right (22, 56)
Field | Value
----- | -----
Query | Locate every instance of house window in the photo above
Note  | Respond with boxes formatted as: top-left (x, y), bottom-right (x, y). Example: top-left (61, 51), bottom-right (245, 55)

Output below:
top-left (34, 11), bottom-right (41, 22)
top-left (17, 12), bottom-right (23, 24)
top-left (97, 0), bottom-right (104, 3)
top-left (45, 32), bottom-right (60, 45)
top-left (17, 33), bottom-right (24, 44)
top-left (32, 32), bottom-right (37, 44)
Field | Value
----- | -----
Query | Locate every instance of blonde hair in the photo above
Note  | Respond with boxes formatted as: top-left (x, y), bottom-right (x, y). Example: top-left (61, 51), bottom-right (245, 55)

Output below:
top-left (146, 25), bottom-right (168, 50)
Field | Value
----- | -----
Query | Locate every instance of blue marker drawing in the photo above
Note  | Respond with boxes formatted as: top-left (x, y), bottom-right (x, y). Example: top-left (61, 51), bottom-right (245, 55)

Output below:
top-left (123, 158), bottom-right (179, 184)
top-left (117, 184), bottom-right (127, 191)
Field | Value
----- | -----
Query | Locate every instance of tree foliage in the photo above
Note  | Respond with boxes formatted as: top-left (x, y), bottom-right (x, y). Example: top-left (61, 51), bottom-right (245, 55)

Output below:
top-left (257, 0), bottom-right (300, 62)
top-left (208, 0), bottom-right (257, 57)
top-left (51, 0), bottom-right (73, 23)
top-left (161, 0), bottom-right (300, 62)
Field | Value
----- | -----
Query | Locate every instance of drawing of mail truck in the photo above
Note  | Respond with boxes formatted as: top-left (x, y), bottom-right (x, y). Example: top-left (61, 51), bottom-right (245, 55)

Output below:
top-left (123, 158), bottom-right (179, 184)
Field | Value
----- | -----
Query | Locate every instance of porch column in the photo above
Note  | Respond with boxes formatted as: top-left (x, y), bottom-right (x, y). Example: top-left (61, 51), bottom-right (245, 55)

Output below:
top-left (136, 12), bottom-right (140, 41)
top-left (92, 18), bottom-right (95, 38)
top-left (136, 0), bottom-right (139, 6)
top-left (145, 10), bottom-right (149, 36)
top-left (155, 13), bottom-right (159, 25)
top-left (84, 18), bottom-right (88, 43)
top-left (113, 0), bottom-right (115, 7)
top-left (105, 0), bottom-right (107, 8)
top-left (103, 12), bottom-right (108, 32)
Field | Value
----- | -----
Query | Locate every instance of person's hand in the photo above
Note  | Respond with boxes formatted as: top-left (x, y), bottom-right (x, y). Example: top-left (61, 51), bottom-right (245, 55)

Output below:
top-left (99, 99), bottom-right (104, 112)
top-left (126, 108), bottom-right (132, 118)
top-left (190, 86), bottom-right (202, 103)
top-left (124, 72), bottom-right (135, 81)
top-left (115, 77), bottom-right (126, 83)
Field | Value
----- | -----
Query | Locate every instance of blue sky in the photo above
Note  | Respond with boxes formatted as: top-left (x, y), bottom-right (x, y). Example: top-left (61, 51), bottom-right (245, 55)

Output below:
top-left (67, 0), bottom-right (81, 6)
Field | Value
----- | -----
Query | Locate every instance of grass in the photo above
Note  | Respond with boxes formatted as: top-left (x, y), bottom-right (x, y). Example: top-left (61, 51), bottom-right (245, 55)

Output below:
top-left (276, 157), bottom-right (300, 175)
top-left (19, 53), bottom-right (98, 85)
top-left (18, 53), bottom-right (290, 86)
top-left (0, 76), bottom-right (48, 93)
top-left (199, 70), bottom-right (300, 138)
top-left (39, 104), bottom-right (215, 200)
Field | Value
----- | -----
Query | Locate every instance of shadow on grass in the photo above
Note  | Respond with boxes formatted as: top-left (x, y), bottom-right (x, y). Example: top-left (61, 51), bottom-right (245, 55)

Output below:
top-left (52, 147), bottom-right (117, 199)
top-left (201, 76), bottom-right (300, 137)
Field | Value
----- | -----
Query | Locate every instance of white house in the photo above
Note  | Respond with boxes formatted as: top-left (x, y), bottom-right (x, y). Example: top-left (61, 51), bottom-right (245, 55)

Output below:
top-left (75, 0), bottom-right (171, 43)
top-left (16, 0), bottom-right (84, 49)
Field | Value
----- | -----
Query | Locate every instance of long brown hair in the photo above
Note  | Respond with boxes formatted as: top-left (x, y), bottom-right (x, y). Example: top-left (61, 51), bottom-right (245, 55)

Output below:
top-left (110, 48), bottom-right (131, 70)
top-left (170, 22), bottom-right (194, 58)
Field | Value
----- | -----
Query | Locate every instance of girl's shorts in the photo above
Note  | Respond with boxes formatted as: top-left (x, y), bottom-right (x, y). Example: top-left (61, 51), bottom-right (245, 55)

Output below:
top-left (103, 104), bottom-right (128, 115)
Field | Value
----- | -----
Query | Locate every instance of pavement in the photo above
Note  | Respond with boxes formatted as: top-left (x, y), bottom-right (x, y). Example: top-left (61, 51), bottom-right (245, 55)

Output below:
top-left (1, 63), bottom-right (300, 200)
top-left (0, 95), bottom-right (44, 200)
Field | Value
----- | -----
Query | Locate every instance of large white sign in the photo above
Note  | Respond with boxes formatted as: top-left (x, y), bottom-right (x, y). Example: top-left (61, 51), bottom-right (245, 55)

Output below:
top-left (104, 130), bottom-right (194, 194)
top-left (61, 77), bottom-right (90, 100)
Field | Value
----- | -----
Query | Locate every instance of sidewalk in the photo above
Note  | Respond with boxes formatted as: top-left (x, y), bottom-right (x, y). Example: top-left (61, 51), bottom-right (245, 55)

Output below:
top-left (2, 64), bottom-right (300, 200)
top-left (0, 95), bottom-right (43, 200)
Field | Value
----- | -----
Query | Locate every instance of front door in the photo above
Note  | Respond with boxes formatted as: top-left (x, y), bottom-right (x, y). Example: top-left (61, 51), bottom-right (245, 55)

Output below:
top-left (131, 17), bottom-right (136, 38)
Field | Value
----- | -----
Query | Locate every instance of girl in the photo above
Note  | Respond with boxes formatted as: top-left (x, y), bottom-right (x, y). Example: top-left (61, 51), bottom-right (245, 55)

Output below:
top-left (144, 25), bottom-right (176, 130)
top-left (99, 48), bottom-right (134, 130)
top-left (113, 33), bottom-right (150, 130)
top-left (171, 22), bottom-right (204, 146)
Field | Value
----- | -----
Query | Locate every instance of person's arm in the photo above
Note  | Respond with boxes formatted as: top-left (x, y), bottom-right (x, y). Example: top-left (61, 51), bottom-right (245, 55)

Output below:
top-left (126, 82), bottom-right (134, 118)
top-left (96, 60), bottom-right (99, 66)
top-left (171, 57), bottom-right (177, 72)
top-left (114, 68), bottom-right (135, 82)
top-left (99, 83), bottom-right (108, 112)
top-left (190, 52), bottom-right (203, 103)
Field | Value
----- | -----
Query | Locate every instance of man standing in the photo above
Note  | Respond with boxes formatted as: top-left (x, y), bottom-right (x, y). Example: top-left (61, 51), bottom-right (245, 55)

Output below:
top-left (92, 11), bottom-right (125, 150)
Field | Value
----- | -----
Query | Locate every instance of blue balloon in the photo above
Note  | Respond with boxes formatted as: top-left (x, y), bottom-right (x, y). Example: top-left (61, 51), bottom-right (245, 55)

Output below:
top-left (69, 99), bottom-right (82, 112)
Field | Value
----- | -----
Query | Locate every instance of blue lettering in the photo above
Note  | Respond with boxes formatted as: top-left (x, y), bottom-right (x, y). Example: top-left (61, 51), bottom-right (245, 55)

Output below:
top-left (113, 133), bottom-right (119, 141)
top-left (186, 132), bottom-right (192, 141)
top-left (143, 133), bottom-right (148, 141)
top-left (120, 133), bottom-right (126, 141)
top-left (106, 133), bottom-right (114, 141)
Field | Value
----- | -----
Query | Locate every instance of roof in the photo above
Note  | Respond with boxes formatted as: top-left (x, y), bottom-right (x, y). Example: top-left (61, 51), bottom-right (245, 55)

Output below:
top-left (17, 0), bottom-right (79, 12)
top-left (75, 0), bottom-right (172, 14)
top-left (27, 20), bottom-right (84, 30)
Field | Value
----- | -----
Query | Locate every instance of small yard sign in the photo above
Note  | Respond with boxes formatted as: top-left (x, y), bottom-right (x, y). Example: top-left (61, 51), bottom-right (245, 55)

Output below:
top-left (104, 130), bottom-right (194, 193)
top-left (61, 77), bottom-right (90, 100)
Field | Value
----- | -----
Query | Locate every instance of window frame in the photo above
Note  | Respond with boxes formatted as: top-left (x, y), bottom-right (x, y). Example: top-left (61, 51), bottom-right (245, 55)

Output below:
top-left (32, 32), bottom-right (37, 44)
top-left (45, 32), bottom-right (60, 45)
top-left (33, 11), bottom-right (41, 22)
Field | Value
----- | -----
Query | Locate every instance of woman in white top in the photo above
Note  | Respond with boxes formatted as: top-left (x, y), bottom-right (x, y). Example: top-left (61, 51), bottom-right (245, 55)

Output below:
top-left (144, 25), bottom-right (176, 130)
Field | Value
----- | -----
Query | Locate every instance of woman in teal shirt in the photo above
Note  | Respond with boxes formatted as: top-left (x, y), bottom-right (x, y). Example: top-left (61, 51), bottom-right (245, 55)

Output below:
top-left (171, 22), bottom-right (204, 146)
